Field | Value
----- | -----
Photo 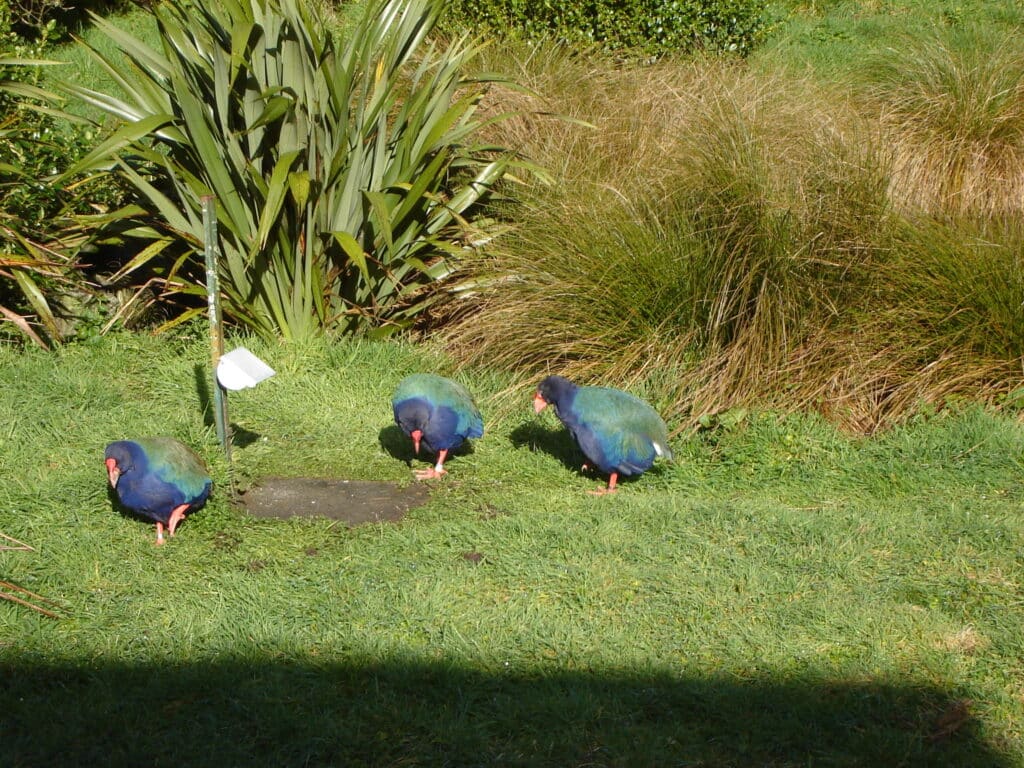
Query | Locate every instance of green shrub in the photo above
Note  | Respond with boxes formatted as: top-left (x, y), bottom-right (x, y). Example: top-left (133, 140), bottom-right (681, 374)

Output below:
top-left (60, 0), bottom-right (514, 341)
top-left (4, 0), bottom-right (135, 43)
top-left (442, 0), bottom-right (768, 56)
top-left (0, 3), bottom-right (127, 347)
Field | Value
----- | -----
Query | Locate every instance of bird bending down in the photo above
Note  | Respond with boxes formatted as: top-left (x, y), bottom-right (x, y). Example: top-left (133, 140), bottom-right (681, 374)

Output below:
top-left (104, 438), bottom-right (212, 545)
top-left (533, 375), bottom-right (672, 494)
top-left (392, 374), bottom-right (484, 480)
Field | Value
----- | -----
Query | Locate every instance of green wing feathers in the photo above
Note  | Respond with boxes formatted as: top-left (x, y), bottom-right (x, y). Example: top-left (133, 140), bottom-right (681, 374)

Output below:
top-left (137, 437), bottom-right (211, 497)
top-left (394, 374), bottom-right (483, 437)
top-left (576, 387), bottom-right (672, 460)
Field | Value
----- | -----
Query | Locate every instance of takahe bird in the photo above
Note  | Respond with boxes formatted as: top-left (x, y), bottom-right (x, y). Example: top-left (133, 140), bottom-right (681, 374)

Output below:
top-left (533, 375), bottom-right (672, 494)
top-left (392, 373), bottom-right (484, 480)
top-left (104, 438), bottom-right (212, 545)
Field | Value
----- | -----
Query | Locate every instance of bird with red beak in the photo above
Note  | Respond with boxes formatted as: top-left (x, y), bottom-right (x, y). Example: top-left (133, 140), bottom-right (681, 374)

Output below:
top-left (392, 374), bottom-right (484, 480)
top-left (104, 438), bottom-right (212, 544)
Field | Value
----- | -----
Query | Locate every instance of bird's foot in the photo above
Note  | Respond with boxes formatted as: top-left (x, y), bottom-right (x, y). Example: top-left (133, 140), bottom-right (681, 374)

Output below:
top-left (413, 467), bottom-right (447, 480)
top-left (588, 473), bottom-right (618, 495)
top-left (167, 504), bottom-right (189, 537)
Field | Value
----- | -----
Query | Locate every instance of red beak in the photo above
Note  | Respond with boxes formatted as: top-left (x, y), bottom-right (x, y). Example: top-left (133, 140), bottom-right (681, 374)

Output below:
top-left (105, 457), bottom-right (120, 488)
top-left (411, 429), bottom-right (422, 454)
top-left (533, 393), bottom-right (548, 414)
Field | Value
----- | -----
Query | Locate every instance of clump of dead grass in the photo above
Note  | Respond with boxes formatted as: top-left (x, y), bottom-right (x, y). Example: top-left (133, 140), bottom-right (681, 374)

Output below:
top-left (441, 42), bottom-right (1024, 432)
top-left (866, 25), bottom-right (1024, 217)
top-left (937, 625), bottom-right (989, 655)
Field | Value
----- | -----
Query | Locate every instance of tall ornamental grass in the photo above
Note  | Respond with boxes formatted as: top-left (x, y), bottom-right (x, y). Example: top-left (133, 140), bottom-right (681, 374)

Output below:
top-left (59, 0), bottom-right (511, 340)
top-left (442, 47), bottom-right (1024, 432)
top-left (865, 25), bottom-right (1024, 217)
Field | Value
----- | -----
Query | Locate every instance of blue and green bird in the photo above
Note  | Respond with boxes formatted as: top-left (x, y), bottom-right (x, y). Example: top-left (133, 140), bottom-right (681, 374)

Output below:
top-left (392, 374), bottom-right (484, 479)
top-left (533, 375), bottom-right (672, 494)
top-left (104, 437), bottom-right (212, 545)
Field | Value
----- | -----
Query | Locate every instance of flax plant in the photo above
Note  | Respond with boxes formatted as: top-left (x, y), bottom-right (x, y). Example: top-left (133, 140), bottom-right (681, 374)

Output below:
top-left (60, 0), bottom-right (510, 339)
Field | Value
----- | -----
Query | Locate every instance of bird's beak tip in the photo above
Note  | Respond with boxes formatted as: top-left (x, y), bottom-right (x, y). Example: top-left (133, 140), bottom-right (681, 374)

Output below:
top-left (105, 458), bottom-right (119, 488)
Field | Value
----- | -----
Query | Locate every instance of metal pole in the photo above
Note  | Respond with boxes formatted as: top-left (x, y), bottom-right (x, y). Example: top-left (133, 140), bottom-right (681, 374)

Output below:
top-left (202, 195), bottom-right (232, 461)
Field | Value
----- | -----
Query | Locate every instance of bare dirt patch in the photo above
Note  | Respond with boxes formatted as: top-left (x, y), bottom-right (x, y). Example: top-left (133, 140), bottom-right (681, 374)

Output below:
top-left (238, 478), bottom-right (430, 525)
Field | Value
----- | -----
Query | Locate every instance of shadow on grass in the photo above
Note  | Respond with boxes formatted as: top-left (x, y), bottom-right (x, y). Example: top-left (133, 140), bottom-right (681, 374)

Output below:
top-left (0, 655), bottom-right (1004, 767)
top-left (194, 362), bottom-right (216, 429)
top-left (193, 363), bottom-right (261, 448)
top-left (510, 421), bottom-right (582, 470)
top-left (228, 423), bottom-right (261, 449)
top-left (379, 422), bottom-right (414, 464)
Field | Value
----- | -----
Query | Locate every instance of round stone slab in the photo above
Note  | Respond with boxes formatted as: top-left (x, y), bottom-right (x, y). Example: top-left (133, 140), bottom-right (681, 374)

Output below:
top-left (239, 478), bottom-right (430, 525)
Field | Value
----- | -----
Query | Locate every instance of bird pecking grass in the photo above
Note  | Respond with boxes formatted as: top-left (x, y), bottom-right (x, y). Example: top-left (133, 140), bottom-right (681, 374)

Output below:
top-left (1, 332), bottom-right (1023, 766)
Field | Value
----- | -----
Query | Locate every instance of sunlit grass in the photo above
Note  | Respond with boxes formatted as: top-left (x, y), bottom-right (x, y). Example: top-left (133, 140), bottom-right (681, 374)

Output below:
top-left (2, 334), bottom-right (1023, 765)
top-left (6, 3), bottom-right (1024, 763)
top-left (755, 0), bottom-right (1024, 81)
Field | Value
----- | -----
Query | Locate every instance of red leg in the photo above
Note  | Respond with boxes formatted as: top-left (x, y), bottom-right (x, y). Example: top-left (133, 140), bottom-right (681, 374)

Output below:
top-left (589, 472), bottom-right (619, 496)
top-left (155, 522), bottom-right (166, 545)
top-left (414, 449), bottom-right (449, 480)
top-left (167, 504), bottom-right (190, 537)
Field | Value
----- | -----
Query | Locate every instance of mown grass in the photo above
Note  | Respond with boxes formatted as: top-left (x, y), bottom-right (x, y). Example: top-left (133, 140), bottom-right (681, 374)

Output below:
top-left (756, 0), bottom-right (1024, 81)
top-left (2, 333), bottom-right (1023, 766)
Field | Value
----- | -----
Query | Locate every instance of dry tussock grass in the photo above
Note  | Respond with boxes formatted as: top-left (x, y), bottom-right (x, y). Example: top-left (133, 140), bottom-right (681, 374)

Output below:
top-left (870, 29), bottom-right (1024, 217)
top-left (937, 625), bottom-right (989, 656)
top-left (441, 42), bottom-right (1024, 432)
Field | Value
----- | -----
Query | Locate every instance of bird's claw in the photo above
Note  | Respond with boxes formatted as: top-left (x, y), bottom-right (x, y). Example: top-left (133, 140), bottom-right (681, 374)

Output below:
top-left (413, 468), bottom-right (447, 480)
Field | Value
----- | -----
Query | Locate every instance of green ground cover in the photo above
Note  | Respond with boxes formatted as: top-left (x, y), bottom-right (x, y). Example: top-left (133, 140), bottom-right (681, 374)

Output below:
top-left (3, 1), bottom-right (1024, 765)
top-left (2, 333), bottom-right (1022, 765)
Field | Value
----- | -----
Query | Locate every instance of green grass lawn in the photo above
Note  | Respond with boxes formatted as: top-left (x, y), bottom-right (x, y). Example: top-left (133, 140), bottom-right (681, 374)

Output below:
top-left (1, 332), bottom-right (1022, 766)
top-left (756, 0), bottom-right (1024, 79)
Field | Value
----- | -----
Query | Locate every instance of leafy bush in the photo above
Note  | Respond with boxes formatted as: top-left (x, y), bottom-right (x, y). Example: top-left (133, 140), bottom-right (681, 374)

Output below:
top-left (3, 0), bottom-right (135, 43)
top-left (0, 3), bottom-right (126, 347)
top-left (441, 0), bottom-right (767, 56)
top-left (60, 0), bottom-right (513, 340)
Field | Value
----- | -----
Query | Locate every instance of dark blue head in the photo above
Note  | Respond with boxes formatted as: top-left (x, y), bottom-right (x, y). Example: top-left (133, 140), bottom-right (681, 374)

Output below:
top-left (104, 440), bottom-right (144, 489)
top-left (534, 375), bottom-right (578, 417)
top-left (393, 398), bottom-right (431, 453)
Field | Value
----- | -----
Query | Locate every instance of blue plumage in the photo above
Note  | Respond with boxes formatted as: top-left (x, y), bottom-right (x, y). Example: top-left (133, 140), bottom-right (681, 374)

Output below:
top-left (534, 375), bottom-right (672, 493)
top-left (104, 438), bottom-right (212, 544)
top-left (392, 374), bottom-right (483, 479)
